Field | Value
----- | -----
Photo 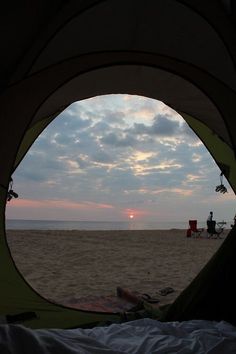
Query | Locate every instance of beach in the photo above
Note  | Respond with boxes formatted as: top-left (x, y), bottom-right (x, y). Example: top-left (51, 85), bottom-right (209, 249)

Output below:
top-left (6, 229), bottom-right (229, 307)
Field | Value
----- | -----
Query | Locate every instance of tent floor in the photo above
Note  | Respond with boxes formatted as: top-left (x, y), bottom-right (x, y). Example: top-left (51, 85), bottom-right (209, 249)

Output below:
top-left (57, 287), bottom-right (162, 313)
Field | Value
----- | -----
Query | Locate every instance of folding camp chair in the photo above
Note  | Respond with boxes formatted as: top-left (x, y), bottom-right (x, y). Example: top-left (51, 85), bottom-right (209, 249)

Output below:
top-left (207, 220), bottom-right (223, 238)
top-left (188, 220), bottom-right (204, 237)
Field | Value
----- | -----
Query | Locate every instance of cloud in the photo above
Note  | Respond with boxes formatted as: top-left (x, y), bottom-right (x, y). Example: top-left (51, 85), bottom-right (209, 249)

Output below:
top-left (151, 115), bottom-right (180, 136)
top-left (125, 114), bottom-right (195, 145)
top-left (9, 198), bottom-right (114, 210)
top-left (76, 156), bottom-right (89, 169)
top-left (10, 94), bottom-right (234, 222)
top-left (100, 132), bottom-right (137, 147)
top-left (91, 150), bottom-right (114, 164)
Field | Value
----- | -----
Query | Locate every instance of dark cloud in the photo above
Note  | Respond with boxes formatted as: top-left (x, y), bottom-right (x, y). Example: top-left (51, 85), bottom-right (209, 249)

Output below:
top-left (109, 113), bottom-right (126, 124)
top-left (102, 168), bottom-right (142, 193)
top-left (17, 170), bottom-right (47, 182)
top-left (16, 157), bottom-right (67, 186)
top-left (73, 118), bottom-right (92, 130)
top-left (100, 132), bottom-right (137, 147)
top-left (91, 150), bottom-right (114, 164)
top-left (130, 123), bottom-right (149, 135)
top-left (75, 157), bottom-right (89, 169)
top-left (91, 121), bottom-right (112, 134)
top-left (101, 110), bottom-right (126, 124)
top-left (125, 114), bottom-right (180, 137)
top-left (151, 115), bottom-right (180, 135)
top-left (53, 133), bottom-right (77, 146)
top-left (43, 159), bottom-right (67, 171)
top-left (52, 111), bottom-right (92, 132)
top-left (125, 115), bottom-right (198, 143)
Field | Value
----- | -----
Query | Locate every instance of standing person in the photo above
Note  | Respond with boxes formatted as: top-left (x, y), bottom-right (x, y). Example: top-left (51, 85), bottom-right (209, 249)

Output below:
top-left (207, 211), bottom-right (213, 222)
top-left (207, 211), bottom-right (213, 231)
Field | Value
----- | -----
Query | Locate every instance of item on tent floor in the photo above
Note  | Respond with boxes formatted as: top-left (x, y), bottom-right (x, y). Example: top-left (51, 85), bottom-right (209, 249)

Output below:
top-left (59, 294), bottom-right (139, 313)
top-left (140, 293), bottom-right (160, 304)
top-left (116, 287), bottom-right (141, 305)
top-left (117, 287), bottom-right (160, 305)
top-left (58, 288), bottom-right (160, 314)
top-left (207, 220), bottom-right (223, 238)
top-left (188, 220), bottom-right (204, 237)
top-left (158, 287), bottom-right (175, 296)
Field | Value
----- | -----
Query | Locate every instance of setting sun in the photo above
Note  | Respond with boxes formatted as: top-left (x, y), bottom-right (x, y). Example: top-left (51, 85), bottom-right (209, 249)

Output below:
top-left (129, 214), bottom-right (134, 219)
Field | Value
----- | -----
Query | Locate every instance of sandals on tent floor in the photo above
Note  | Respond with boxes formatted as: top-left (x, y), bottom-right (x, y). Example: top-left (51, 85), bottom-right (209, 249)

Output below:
top-left (116, 286), bottom-right (175, 305)
top-left (141, 293), bottom-right (160, 303)
top-left (158, 287), bottom-right (175, 296)
top-left (116, 287), bottom-right (160, 304)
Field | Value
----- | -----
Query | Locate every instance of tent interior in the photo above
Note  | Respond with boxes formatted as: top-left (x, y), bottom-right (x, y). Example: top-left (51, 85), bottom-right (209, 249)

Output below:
top-left (1, 0), bottom-right (236, 332)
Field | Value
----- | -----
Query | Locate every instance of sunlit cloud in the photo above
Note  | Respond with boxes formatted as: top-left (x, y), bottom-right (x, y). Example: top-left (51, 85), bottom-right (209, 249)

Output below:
top-left (185, 174), bottom-right (205, 183)
top-left (123, 208), bottom-right (150, 219)
top-left (188, 141), bottom-right (203, 147)
top-left (44, 180), bottom-right (59, 186)
top-left (8, 198), bottom-right (114, 210)
top-left (132, 151), bottom-right (154, 162)
top-left (192, 153), bottom-right (202, 162)
top-left (133, 161), bottom-right (182, 175)
top-left (66, 159), bottom-right (79, 169)
top-left (147, 188), bottom-right (193, 197)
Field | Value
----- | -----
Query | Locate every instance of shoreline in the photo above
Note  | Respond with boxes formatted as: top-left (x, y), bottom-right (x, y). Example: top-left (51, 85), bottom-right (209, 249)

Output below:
top-left (7, 219), bottom-right (230, 231)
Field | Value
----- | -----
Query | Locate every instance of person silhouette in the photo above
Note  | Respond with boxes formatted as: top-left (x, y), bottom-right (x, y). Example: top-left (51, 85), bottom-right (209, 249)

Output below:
top-left (231, 214), bottom-right (236, 228)
top-left (207, 211), bottom-right (213, 222)
top-left (207, 211), bottom-right (213, 232)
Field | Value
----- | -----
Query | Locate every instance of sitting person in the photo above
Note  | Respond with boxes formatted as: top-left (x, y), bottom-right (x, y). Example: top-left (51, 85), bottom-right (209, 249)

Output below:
top-left (207, 220), bottom-right (222, 238)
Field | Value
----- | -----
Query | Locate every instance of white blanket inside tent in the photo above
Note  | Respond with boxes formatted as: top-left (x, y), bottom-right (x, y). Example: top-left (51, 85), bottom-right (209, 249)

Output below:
top-left (1, 318), bottom-right (236, 354)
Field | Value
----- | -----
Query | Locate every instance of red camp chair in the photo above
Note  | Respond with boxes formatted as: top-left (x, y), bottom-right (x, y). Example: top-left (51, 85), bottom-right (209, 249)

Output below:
top-left (188, 220), bottom-right (204, 237)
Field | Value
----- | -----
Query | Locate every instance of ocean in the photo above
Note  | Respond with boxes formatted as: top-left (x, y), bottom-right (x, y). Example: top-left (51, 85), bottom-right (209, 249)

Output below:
top-left (5, 219), bottom-right (216, 230)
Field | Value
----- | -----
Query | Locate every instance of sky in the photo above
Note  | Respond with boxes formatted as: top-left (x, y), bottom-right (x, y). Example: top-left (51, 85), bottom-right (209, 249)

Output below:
top-left (6, 94), bottom-right (236, 223)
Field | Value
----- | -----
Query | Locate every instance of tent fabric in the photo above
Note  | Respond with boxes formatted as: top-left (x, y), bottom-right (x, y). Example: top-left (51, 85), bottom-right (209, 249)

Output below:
top-left (0, 0), bottom-right (236, 328)
top-left (1, 319), bottom-right (236, 353)
top-left (163, 226), bottom-right (236, 325)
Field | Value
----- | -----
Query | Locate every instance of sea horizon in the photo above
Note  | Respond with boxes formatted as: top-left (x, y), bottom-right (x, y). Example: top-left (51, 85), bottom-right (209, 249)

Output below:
top-left (5, 218), bottom-right (231, 231)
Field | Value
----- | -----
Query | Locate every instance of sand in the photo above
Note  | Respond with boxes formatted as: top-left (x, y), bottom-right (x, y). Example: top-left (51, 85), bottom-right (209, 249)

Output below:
top-left (6, 229), bottom-right (229, 306)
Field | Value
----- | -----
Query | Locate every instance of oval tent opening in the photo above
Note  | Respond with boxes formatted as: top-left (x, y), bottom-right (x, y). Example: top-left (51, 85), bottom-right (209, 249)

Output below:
top-left (6, 95), bottom-right (234, 318)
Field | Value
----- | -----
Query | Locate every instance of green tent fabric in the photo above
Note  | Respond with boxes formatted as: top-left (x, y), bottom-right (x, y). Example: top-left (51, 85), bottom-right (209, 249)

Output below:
top-left (163, 225), bottom-right (236, 325)
top-left (0, 0), bottom-right (236, 328)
